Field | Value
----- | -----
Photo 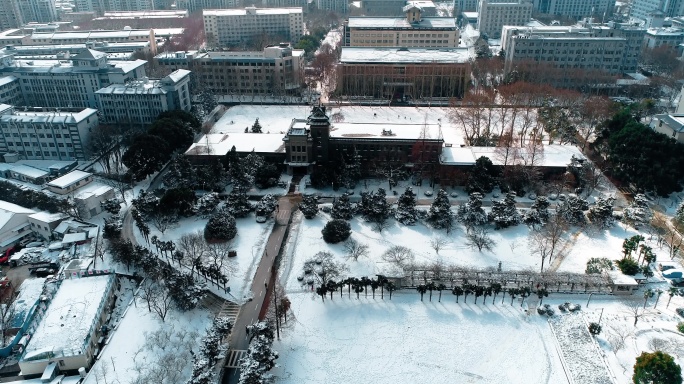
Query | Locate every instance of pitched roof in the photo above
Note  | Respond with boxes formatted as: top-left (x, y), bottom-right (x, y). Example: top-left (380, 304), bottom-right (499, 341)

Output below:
top-left (71, 49), bottom-right (106, 60)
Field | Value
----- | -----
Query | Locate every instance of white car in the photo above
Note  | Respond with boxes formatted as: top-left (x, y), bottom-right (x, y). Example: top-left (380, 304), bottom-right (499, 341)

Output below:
top-left (256, 216), bottom-right (267, 223)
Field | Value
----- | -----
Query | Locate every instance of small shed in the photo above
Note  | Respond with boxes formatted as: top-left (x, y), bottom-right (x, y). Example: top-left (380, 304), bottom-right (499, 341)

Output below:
top-left (608, 271), bottom-right (638, 295)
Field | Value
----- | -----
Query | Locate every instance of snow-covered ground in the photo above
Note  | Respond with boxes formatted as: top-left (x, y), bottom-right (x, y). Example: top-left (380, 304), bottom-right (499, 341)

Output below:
top-left (132, 212), bottom-right (272, 302)
top-left (272, 291), bottom-right (566, 384)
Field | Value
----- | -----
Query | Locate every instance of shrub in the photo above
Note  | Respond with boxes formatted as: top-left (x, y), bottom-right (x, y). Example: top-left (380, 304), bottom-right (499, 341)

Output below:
top-left (678, 322), bottom-right (684, 333)
top-left (617, 257), bottom-right (640, 275)
top-left (204, 212), bottom-right (237, 242)
top-left (321, 219), bottom-right (351, 244)
top-left (589, 322), bottom-right (602, 335)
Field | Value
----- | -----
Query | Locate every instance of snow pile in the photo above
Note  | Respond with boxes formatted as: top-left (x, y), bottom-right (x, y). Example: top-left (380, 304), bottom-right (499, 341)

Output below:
top-left (548, 313), bottom-right (612, 384)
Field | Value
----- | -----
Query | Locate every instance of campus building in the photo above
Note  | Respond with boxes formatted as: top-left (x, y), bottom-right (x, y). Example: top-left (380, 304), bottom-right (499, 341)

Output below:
top-left (0, 0), bottom-right (58, 31)
top-left (477, 0), bottom-right (532, 39)
top-left (176, 0), bottom-right (243, 13)
top-left (337, 47), bottom-right (471, 100)
top-left (0, 27), bottom-right (182, 47)
top-left (643, 27), bottom-right (684, 49)
top-left (75, 0), bottom-right (155, 14)
top-left (631, 0), bottom-right (684, 21)
top-left (344, 5), bottom-right (459, 47)
top-left (95, 69), bottom-right (192, 125)
top-left (0, 104), bottom-right (98, 161)
top-left (532, 0), bottom-right (615, 18)
top-left (202, 7), bottom-right (304, 47)
top-left (154, 44), bottom-right (305, 95)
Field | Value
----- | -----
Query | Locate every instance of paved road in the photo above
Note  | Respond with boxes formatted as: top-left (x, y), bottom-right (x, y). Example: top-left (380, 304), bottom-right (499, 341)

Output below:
top-left (223, 197), bottom-right (294, 384)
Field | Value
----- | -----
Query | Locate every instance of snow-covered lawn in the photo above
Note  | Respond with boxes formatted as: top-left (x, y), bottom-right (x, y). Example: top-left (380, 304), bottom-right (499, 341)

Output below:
top-left (272, 291), bottom-right (566, 384)
top-left (133, 213), bottom-right (273, 301)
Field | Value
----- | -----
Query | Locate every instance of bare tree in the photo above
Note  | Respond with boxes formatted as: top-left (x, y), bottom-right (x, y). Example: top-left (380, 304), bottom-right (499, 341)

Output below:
top-left (465, 227), bottom-right (495, 252)
top-left (149, 212), bottom-right (177, 234)
top-left (606, 325), bottom-right (631, 354)
top-left (177, 231), bottom-right (207, 277)
top-left (430, 236), bottom-right (449, 255)
top-left (130, 326), bottom-right (200, 384)
top-left (149, 285), bottom-right (173, 322)
top-left (344, 239), bottom-right (369, 261)
top-left (139, 279), bottom-right (162, 313)
top-left (0, 288), bottom-right (16, 346)
top-left (625, 299), bottom-right (647, 326)
top-left (205, 241), bottom-right (237, 278)
top-left (100, 174), bottom-right (131, 204)
top-left (382, 246), bottom-right (416, 269)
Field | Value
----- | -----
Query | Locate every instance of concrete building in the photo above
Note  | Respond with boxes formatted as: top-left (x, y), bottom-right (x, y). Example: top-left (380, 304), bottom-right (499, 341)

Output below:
top-left (0, 41), bottom-right (157, 61)
top-left (631, 0), bottom-right (684, 21)
top-left (0, 200), bottom-right (35, 252)
top-left (203, 7), bottom-right (304, 47)
top-left (74, 184), bottom-right (115, 218)
top-left (0, 0), bottom-right (58, 31)
top-left (0, 76), bottom-right (25, 106)
top-left (337, 47), bottom-right (471, 100)
top-left (455, 0), bottom-right (478, 13)
top-left (0, 1), bottom-right (23, 32)
top-left (75, 0), bottom-right (155, 14)
top-left (0, 27), bottom-right (182, 47)
top-left (154, 45), bottom-right (304, 96)
top-left (316, 0), bottom-right (349, 13)
top-left (46, 170), bottom-right (93, 195)
top-left (360, 0), bottom-right (408, 16)
top-left (344, 6), bottom-right (459, 47)
top-left (477, 0), bottom-right (532, 39)
top-left (643, 27), bottom-right (684, 49)
top-left (532, 0), bottom-right (615, 19)
top-left (0, 49), bottom-right (147, 110)
top-left (177, 0), bottom-right (243, 13)
top-left (19, 274), bottom-right (116, 377)
top-left (96, 69), bottom-right (192, 125)
top-left (651, 113), bottom-right (684, 143)
top-left (91, 10), bottom-right (189, 28)
top-left (27, 211), bottom-right (66, 240)
top-left (0, 105), bottom-right (98, 161)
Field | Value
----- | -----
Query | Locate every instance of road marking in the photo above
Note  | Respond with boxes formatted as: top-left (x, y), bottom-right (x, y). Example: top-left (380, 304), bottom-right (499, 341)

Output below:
top-left (259, 290), bottom-right (263, 297)
top-left (255, 304), bottom-right (258, 310)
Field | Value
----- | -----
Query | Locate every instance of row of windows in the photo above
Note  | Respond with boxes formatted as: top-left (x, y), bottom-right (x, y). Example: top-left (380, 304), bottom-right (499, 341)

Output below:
top-left (12, 150), bottom-right (76, 157)
top-left (6, 141), bottom-right (73, 148)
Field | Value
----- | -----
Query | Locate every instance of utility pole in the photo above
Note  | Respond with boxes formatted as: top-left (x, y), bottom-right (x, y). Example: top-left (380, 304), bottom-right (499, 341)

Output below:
top-left (273, 276), bottom-right (280, 340)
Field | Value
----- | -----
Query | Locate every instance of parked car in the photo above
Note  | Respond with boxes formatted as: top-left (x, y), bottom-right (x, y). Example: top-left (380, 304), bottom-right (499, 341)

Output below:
top-left (424, 190), bottom-right (433, 197)
top-left (256, 216), bottom-right (267, 223)
top-left (663, 269), bottom-right (684, 284)
top-left (659, 262), bottom-right (680, 272)
top-left (34, 268), bottom-right (56, 278)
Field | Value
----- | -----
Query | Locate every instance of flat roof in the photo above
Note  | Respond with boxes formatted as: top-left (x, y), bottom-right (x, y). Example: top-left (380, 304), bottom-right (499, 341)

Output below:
top-left (440, 145), bottom-right (585, 167)
top-left (203, 7), bottom-right (302, 16)
top-left (8, 165), bottom-right (49, 179)
top-left (0, 109), bottom-right (97, 125)
top-left (340, 47), bottom-right (470, 63)
top-left (348, 17), bottom-right (456, 29)
top-left (23, 274), bottom-right (113, 361)
top-left (330, 122), bottom-right (443, 141)
top-left (185, 133), bottom-right (286, 156)
top-left (46, 170), bottom-right (91, 189)
top-left (13, 278), bottom-right (46, 328)
top-left (28, 211), bottom-right (66, 223)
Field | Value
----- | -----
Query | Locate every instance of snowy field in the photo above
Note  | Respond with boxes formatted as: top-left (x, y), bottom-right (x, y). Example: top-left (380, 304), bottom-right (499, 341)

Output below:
top-left (133, 211), bottom-right (273, 302)
top-left (272, 291), bottom-right (566, 384)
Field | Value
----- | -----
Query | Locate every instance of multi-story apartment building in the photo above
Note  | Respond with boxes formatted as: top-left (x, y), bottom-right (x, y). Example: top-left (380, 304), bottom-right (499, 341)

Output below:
top-left (532, 0), bottom-right (615, 18)
top-left (203, 7), bottom-right (304, 47)
top-left (502, 22), bottom-right (645, 73)
top-left (643, 27), bottom-right (684, 49)
top-left (316, 0), bottom-right (349, 13)
top-left (455, 0), bottom-right (478, 13)
top-left (0, 49), bottom-right (147, 109)
top-left (260, 0), bottom-right (306, 7)
top-left (155, 44), bottom-right (305, 95)
top-left (477, 0), bottom-right (532, 39)
top-left (503, 32), bottom-right (625, 88)
top-left (0, 27), bottom-right (183, 47)
top-left (337, 47), bottom-right (471, 99)
top-left (0, 105), bottom-right (98, 161)
top-left (95, 69), bottom-right (192, 125)
top-left (360, 0), bottom-right (408, 16)
top-left (75, 0), bottom-right (155, 14)
top-left (344, 5), bottom-right (459, 47)
top-left (0, 0), bottom-right (57, 31)
top-left (176, 0), bottom-right (243, 13)
top-left (631, 0), bottom-right (684, 21)
top-left (0, 76), bottom-right (24, 106)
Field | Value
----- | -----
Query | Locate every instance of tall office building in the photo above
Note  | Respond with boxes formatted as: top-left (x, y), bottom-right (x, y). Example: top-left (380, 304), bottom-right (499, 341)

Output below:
top-left (75, 0), bottom-right (155, 14)
top-left (532, 0), bottom-right (615, 19)
top-left (631, 0), bottom-right (684, 21)
top-left (477, 0), bottom-right (532, 39)
top-left (203, 7), bottom-right (304, 47)
top-left (0, 0), bottom-right (57, 30)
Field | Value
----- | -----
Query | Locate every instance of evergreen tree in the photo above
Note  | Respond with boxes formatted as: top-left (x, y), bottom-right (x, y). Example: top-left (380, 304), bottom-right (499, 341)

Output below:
top-left (633, 351), bottom-right (682, 384)
top-left (204, 212), bottom-right (238, 242)
top-left (331, 193), bottom-right (354, 220)
top-left (339, 148), bottom-right (361, 189)
top-left (367, 188), bottom-right (390, 224)
top-left (427, 189), bottom-right (453, 230)
top-left (588, 196), bottom-right (616, 229)
top-left (466, 156), bottom-right (498, 194)
top-left (251, 118), bottom-right (262, 133)
top-left (226, 188), bottom-right (252, 218)
top-left (358, 191), bottom-right (373, 217)
top-left (457, 192), bottom-right (488, 228)
top-left (299, 194), bottom-right (319, 219)
top-left (395, 187), bottom-right (418, 225)
top-left (675, 201), bottom-right (684, 228)
top-left (255, 194), bottom-right (277, 217)
top-left (557, 195), bottom-right (589, 226)
top-left (622, 194), bottom-right (652, 229)
top-left (322, 219), bottom-right (351, 243)
top-left (489, 191), bottom-right (521, 229)
top-left (524, 196), bottom-right (550, 228)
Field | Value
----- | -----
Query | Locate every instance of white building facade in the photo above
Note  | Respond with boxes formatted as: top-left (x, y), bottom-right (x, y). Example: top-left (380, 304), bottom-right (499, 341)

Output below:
top-left (631, 0), bottom-right (684, 21)
top-left (477, 0), bottom-right (533, 39)
top-left (532, 0), bottom-right (615, 18)
top-left (0, 105), bottom-right (98, 161)
top-left (203, 7), bottom-right (304, 47)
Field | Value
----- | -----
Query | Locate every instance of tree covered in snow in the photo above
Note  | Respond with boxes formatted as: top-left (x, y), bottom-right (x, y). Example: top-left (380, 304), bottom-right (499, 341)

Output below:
top-left (675, 201), bottom-right (684, 228)
top-left (622, 194), bottom-right (652, 229)
top-left (457, 192), bottom-right (488, 228)
top-left (395, 187), bottom-right (418, 225)
top-left (204, 211), bottom-right (238, 242)
top-left (358, 191), bottom-right (372, 217)
top-left (255, 194), bottom-right (277, 217)
top-left (187, 317), bottom-right (233, 384)
top-left (466, 156), bottom-right (498, 194)
top-left (331, 193), bottom-right (353, 220)
top-left (101, 198), bottom-right (121, 215)
top-left (427, 189), bottom-right (453, 231)
top-left (339, 148), bottom-right (361, 189)
top-left (167, 271), bottom-right (206, 311)
top-left (194, 192), bottom-right (220, 218)
top-left (524, 196), bottom-right (550, 228)
top-left (238, 322), bottom-right (279, 384)
top-left (363, 188), bottom-right (390, 225)
top-left (225, 188), bottom-right (252, 218)
top-left (254, 162), bottom-right (280, 189)
top-left (322, 219), bottom-right (351, 244)
top-left (251, 118), bottom-right (262, 133)
top-left (132, 190), bottom-right (160, 219)
top-left (302, 251), bottom-right (348, 286)
top-left (588, 196), bottom-right (616, 229)
top-left (489, 191), bottom-right (521, 229)
top-left (299, 194), bottom-right (319, 219)
top-left (557, 195), bottom-right (589, 226)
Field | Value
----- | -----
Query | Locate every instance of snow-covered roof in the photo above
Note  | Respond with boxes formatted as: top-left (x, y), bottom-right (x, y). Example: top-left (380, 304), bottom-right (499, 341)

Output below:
top-left (340, 47), bottom-right (470, 63)
top-left (165, 68), bottom-right (190, 83)
top-left (8, 165), bottom-right (48, 179)
top-left (607, 271), bottom-right (639, 286)
top-left (1, 109), bottom-right (97, 125)
top-left (347, 17), bottom-right (455, 29)
top-left (23, 274), bottom-right (113, 361)
top-left (185, 133), bottom-right (286, 156)
top-left (330, 122), bottom-right (443, 141)
top-left (75, 184), bottom-right (112, 200)
top-left (440, 145), bottom-right (584, 167)
top-left (28, 211), bottom-right (66, 223)
top-left (0, 201), bottom-right (35, 234)
top-left (0, 76), bottom-right (18, 87)
top-left (46, 170), bottom-right (91, 189)
top-left (62, 232), bottom-right (87, 244)
top-left (203, 7), bottom-right (302, 16)
top-left (13, 278), bottom-right (46, 328)
top-left (654, 113), bottom-right (684, 132)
